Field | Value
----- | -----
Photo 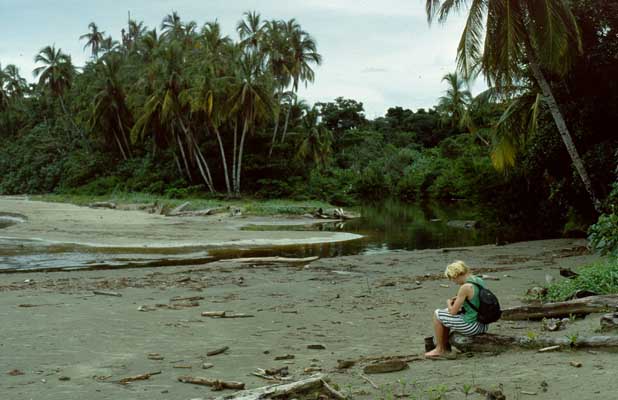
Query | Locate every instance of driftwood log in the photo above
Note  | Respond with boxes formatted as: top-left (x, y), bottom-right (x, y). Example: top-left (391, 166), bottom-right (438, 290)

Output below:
top-left (177, 376), bottom-right (245, 390)
top-left (212, 374), bottom-right (346, 400)
top-left (168, 201), bottom-right (191, 215)
top-left (363, 359), bottom-right (408, 374)
top-left (450, 333), bottom-right (618, 353)
top-left (88, 201), bottom-right (116, 209)
top-left (117, 371), bottom-right (161, 385)
top-left (501, 295), bottom-right (618, 320)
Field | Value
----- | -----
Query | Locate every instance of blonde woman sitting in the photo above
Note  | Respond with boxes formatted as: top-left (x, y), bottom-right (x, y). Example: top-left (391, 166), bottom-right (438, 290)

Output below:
top-left (425, 260), bottom-right (488, 358)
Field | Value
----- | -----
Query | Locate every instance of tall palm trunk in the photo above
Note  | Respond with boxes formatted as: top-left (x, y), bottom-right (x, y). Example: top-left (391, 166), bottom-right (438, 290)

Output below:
top-left (235, 117), bottom-right (250, 197)
top-left (232, 120), bottom-right (238, 195)
top-left (268, 87), bottom-right (283, 157)
top-left (280, 103), bottom-right (292, 143)
top-left (210, 122), bottom-right (232, 195)
top-left (180, 120), bottom-right (215, 192)
top-left (112, 131), bottom-right (129, 161)
top-left (116, 113), bottom-right (133, 158)
top-left (193, 147), bottom-right (215, 193)
top-left (527, 60), bottom-right (601, 213)
top-left (175, 132), bottom-right (193, 182)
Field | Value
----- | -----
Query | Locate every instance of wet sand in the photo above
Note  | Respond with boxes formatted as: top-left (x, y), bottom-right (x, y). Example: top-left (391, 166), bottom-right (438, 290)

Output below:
top-left (1, 234), bottom-right (613, 400)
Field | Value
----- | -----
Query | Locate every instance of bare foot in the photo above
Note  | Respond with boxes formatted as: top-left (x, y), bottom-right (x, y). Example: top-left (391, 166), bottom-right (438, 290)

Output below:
top-left (424, 348), bottom-right (445, 358)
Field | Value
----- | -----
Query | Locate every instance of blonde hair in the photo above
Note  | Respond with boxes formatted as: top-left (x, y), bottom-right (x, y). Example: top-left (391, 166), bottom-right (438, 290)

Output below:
top-left (445, 260), bottom-right (470, 280)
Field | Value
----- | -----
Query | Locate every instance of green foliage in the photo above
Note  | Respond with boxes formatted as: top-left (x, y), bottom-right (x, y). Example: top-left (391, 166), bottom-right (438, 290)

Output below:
top-left (1, 4), bottom-right (617, 242)
top-left (306, 168), bottom-right (358, 206)
top-left (588, 211), bottom-right (618, 257)
top-left (545, 259), bottom-right (618, 301)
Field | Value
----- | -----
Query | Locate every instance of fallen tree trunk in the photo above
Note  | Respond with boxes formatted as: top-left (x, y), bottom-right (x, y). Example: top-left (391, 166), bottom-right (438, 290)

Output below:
top-left (169, 208), bottom-right (226, 217)
top-left (213, 374), bottom-right (341, 400)
top-left (450, 333), bottom-right (618, 353)
top-left (501, 295), bottom-right (618, 320)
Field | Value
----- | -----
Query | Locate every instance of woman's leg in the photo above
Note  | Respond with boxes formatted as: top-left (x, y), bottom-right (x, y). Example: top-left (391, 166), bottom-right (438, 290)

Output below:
top-left (425, 311), bottom-right (450, 357)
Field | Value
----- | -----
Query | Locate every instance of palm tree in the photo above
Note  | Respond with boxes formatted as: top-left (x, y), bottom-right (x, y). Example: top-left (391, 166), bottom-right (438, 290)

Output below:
top-left (437, 72), bottom-right (471, 130)
top-left (100, 36), bottom-right (120, 54)
top-left (263, 19), bottom-right (291, 156)
top-left (33, 45), bottom-right (83, 135)
top-left (137, 29), bottom-right (161, 61)
top-left (228, 51), bottom-right (275, 196)
top-left (90, 54), bottom-right (133, 160)
top-left (161, 12), bottom-right (184, 41)
top-left (426, 0), bottom-right (601, 211)
top-left (237, 11), bottom-right (266, 55)
top-left (131, 43), bottom-right (216, 192)
top-left (296, 106), bottom-right (333, 170)
top-left (201, 21), bottom-right (233, 55)
top-left (280, 22), bottom-right (321, 142)
top-left (80, 22), bottom-right (105, 59)
top-left (3, 64), bottom-right (27, 97)
top-left (124, 19), bottom-right (146, 50)
top-left (180, 64), bottom-right (234, 196)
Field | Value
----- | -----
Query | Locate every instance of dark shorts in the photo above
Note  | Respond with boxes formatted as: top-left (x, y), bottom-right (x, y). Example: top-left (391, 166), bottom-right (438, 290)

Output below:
top-left (435, 308), bottom-right (488, 336)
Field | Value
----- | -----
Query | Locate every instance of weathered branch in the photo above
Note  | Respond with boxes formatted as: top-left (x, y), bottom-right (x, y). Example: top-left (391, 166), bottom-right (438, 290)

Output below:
top-left (213, 374), bottom-right (332, 400)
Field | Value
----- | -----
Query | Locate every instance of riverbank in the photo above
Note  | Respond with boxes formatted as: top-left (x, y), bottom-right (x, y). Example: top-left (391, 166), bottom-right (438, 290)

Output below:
top-left (2, 237), bottom-right (613, 400)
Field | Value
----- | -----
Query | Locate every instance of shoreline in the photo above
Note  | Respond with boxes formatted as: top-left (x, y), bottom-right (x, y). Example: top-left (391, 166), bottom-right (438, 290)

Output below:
top-left (0, 197), bottom-right (362, 272)
top-left (2, 237), bottom-right (612, 400)
top-left (0, 197), bottom-right (361, 250)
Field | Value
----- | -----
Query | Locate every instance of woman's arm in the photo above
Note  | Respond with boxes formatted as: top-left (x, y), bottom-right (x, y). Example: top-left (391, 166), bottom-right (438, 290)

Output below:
top-left (447, 284), bottom-right (472, 315)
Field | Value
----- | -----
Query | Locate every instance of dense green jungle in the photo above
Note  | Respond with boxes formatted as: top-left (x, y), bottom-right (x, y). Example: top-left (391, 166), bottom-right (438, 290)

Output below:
top-left (0, 1), bottom-right (617, 248)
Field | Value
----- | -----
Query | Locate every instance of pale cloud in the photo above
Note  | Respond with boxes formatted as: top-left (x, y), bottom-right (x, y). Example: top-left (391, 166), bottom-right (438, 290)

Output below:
top-left (0, 0), bottom-right (483, 116)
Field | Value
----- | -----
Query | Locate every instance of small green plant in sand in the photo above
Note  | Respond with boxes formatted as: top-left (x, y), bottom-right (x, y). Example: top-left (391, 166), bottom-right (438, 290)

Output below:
top-left (544, 259), bottom-right (618, 302)
top-left (567, 333), bottom-right (580, 348)
top-left (462, 382), bottom-right (474, 399)
top-left (526, 331), bottom-right (539, 341)
top-left (426, 384), bottom-right (448, 400)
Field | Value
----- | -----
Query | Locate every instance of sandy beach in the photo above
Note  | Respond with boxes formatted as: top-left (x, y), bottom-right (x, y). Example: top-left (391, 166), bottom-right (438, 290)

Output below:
top-left (0, 198), bottom-right (360, 249)
top-left (0, 199), bottom-right (614, 400)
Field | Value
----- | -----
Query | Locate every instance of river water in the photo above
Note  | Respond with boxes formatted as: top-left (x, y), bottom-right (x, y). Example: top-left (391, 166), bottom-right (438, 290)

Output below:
top-left (0, 200), bottom-right (497, 272)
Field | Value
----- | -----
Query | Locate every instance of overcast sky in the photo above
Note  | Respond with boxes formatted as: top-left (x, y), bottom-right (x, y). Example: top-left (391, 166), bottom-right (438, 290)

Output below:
top-left (0, 0), bottom-right (483, 118)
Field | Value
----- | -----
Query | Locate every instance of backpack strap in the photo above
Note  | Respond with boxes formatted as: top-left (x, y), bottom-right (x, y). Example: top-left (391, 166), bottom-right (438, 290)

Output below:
top-left (464, 281), bottom-right (482, 312)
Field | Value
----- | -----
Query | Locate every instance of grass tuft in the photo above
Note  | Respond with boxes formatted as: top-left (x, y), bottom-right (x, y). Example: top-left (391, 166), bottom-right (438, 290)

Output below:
top-left (545, 258), bottom-right (618, 302)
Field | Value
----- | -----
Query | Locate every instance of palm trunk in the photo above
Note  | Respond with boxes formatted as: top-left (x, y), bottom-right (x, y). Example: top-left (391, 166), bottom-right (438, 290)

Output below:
top-left (193, 147), bottom-right (215, 193)
top-left (280, 104), bottom-right (292, 143)
top-left (180, 119), bottom-right (215, 192)
top-left (176, 133), bottom-right (193, 182)
top-left (210, 122), bottom-right (232, 196)
top-left (268, 87), bottom-right (283, 157)
top-left (232, 120), bottom-right (238, 194)
top-left (116, 113), bottom-right (132, 158)
top-left (235, 117), bottom-right (249, 197)
top-left (113, 131), bottom-right (129, 161)
top-left (528, 61), bottom-right (601, 213)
